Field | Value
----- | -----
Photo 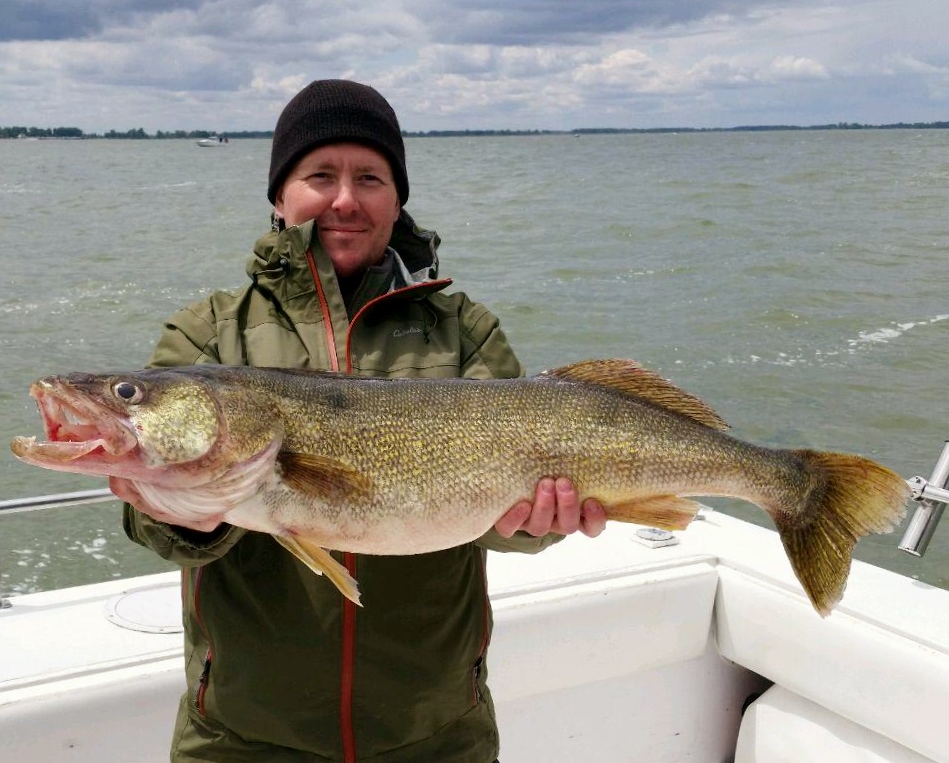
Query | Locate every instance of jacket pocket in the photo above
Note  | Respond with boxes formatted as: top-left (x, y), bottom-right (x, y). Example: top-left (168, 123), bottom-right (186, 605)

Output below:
top-left (193, 648), bottom-right (212, 717)
top-left (471, 655), bottom-right (487, 706)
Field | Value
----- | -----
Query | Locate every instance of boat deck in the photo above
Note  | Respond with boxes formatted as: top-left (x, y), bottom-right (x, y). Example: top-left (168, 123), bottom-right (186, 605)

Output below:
top-left (3, 512), bottom-right (949, 762)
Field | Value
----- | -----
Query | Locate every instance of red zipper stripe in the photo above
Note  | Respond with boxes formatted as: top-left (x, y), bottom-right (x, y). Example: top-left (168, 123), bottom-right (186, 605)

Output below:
top-left (473, 551), bottom-right (491, 705)
top-left (344, 279), bottom-right (452, 367)
top-left (190, 567), bottom-right (212, 716)
top-left (306, 247), bottom-right (356, 762)
top-left (307, 252), bottom-right (451, 762)
top-left (340, 553), bottom-right (358, 763)
top-left (306, 248), bottom-right (340, 372)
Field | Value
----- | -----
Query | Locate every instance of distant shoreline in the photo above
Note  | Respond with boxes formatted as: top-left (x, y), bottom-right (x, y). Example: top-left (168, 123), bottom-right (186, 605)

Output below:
top-left (3, 121), bottom-right (949, 140)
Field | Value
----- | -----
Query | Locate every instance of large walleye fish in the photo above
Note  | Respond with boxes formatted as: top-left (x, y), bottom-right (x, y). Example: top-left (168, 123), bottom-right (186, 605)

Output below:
top-left (11, 360), bottom-right (909, 615)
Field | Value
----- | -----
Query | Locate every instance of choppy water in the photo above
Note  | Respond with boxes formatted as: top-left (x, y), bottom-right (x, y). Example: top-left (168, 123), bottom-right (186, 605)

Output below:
top-left (2, 130), bottom-right (948, 594)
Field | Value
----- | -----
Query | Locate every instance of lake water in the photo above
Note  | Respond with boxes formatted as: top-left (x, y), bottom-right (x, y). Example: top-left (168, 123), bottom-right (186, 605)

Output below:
top-left (2, 130), bottom-right (948, 595)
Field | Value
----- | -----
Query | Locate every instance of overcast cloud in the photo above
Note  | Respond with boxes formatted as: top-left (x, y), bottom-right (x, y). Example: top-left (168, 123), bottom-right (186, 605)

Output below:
top-left (1, 0), bottom-right (946, 133)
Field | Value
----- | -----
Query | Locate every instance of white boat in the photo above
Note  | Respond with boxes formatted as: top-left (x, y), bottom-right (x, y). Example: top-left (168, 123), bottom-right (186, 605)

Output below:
top-left (2, 464), bottom-right (948, 762)
top-left (196, 136), bottom-right (229, 147)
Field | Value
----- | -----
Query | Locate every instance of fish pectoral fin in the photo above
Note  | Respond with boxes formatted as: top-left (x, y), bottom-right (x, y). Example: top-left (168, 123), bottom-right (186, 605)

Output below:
top-left (603, 494), bottom-right (700, 531)
top-left (274, 534), bottom-right (362, 606)
top-left (277, 452), bottom-right (373, 502)
top-left (539, 359), bottom-right (729, 430)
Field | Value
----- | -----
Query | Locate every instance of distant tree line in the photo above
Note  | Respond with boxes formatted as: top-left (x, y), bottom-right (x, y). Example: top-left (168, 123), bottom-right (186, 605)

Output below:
top-left (3, 121), bottom-right (949, 141)
top-left (568, 121), bottom-right (949, 135)
top-left (2, 126), bottom-right (85, 138)
top-left (406, 128), bottom-right (563, 137)
top-left (0, 126), bottom-right (275, 139)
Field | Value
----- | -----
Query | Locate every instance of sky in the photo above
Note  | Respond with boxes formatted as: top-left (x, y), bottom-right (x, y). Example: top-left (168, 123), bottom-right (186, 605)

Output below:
top-left (2, 0), bottom-right (948, 134)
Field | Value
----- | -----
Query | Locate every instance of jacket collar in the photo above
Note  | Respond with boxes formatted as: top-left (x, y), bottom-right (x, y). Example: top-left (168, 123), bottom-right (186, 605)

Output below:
top-left (245, 210), bottom-right (451, 322)
top-left (247, 209), bottom-right (440, 284)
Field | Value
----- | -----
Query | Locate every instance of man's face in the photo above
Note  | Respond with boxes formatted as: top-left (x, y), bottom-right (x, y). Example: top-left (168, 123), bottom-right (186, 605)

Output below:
top-left (275, 142), bottom-right (401, 277)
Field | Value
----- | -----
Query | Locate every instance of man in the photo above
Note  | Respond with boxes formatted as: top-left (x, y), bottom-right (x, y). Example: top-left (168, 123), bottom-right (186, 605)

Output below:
top-left (117, 79), bottom-right (605, 762)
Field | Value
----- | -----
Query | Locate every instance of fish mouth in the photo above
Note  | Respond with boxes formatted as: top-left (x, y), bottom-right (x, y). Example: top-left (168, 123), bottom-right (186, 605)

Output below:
top-left (11, 379), bottom-right (138, 465)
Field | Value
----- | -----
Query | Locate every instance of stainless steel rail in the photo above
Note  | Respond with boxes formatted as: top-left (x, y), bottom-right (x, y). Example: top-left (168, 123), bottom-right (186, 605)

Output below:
top-left (0, 487), bottom-right (117, 515)
top-left (0, 488), bottom-right (119, 608)
top-left (899, 441), bottom-right (949, 557)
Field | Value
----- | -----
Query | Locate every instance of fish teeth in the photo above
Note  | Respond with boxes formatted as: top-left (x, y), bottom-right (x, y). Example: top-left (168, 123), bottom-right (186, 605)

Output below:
top-left (62, 407), bottom-right (89, 427)
top-left (41, 396), bottom-right (99, 442)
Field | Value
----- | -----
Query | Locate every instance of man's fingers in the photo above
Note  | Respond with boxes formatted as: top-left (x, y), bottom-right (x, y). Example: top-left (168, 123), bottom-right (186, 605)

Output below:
top-left (523, 478), bottom-right (556, 536)
top-left (579, 499), bottom-right (607, 538)
top-left (495, 501), bottom-right (532, 538)
top-left (544, 478), bottom-right (576, 535)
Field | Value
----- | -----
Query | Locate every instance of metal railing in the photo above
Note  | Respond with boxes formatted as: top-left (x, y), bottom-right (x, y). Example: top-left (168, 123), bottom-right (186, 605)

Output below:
top-left (0, 487), bottom-right (118, 608)
top-left (0, 487), bottom-right (116, 516)
top-left (899, 441), bottom-right (949, 557)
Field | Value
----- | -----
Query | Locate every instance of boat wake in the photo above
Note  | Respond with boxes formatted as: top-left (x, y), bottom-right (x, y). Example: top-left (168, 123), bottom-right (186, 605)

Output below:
top-left (848, 313), bottom-right (949, 349)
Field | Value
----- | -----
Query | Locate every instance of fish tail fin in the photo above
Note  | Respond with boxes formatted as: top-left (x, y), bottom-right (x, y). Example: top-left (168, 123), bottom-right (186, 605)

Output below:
top-left (773, 450), bottom-right (909, 617)
top-left (274, 533), bottom-right (362, 606)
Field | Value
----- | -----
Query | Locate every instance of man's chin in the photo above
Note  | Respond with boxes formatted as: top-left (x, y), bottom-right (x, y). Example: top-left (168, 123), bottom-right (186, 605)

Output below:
top-left (324, 250), bottom-right (384, 278)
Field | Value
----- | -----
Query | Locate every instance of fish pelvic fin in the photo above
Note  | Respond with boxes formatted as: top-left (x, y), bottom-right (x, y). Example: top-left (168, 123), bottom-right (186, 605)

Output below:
top-left (275, 533), bottom-right (362, 606)
top-left (539, 359), bottom-right (729, 430)
top-left (603, 494), bottom-right (700, 531)
top-left (277, 452), bottom-right (374, 502)
top-left (774, 450), bottom-right (910, 617)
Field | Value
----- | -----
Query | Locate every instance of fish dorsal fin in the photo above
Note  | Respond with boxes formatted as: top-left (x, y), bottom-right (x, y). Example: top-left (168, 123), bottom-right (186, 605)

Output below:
top-left (277, 452), bottom-right (375, 502)
top-left (539, 359), bottom-right (729, 430)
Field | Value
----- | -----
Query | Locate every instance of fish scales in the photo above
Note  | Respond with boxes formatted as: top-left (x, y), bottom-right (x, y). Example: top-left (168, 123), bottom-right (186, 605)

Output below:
top-left (276, 374), bottom-right (679, 520)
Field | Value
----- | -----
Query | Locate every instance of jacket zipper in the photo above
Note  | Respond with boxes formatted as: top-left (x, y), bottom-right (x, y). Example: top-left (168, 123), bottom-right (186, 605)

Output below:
top-left (472, 551), bottom-right (491, 705)
top-left (195, 649), bottom-right (212, 715)
top-left (306, 249), bottom-right (454, 763)
top-left (340, 553), bottom-right (358, 763)
top-left (306, 248), bottom-right (357, 763)
top-left (189, 567), bottom-right (213, 716)
top-left (306, 250), bottom-right (341, 373)
top-left (345, 279), bottom-right (453, 363)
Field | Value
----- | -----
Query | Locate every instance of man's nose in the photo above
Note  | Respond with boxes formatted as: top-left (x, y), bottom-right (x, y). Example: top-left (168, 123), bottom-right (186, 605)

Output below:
top-left (331, 181), bottom-right (359, 212)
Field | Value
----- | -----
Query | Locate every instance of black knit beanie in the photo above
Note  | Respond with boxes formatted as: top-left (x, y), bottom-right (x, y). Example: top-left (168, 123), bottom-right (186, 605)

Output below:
top-left (267, 79), bottom-right (409, 205)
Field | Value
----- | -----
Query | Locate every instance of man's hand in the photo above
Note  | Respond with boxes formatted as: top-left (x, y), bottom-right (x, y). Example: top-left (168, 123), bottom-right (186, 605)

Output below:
top-left (494, 477), bottom-right (606, 539)
top-left (110, 476), bottom-right (225, 533)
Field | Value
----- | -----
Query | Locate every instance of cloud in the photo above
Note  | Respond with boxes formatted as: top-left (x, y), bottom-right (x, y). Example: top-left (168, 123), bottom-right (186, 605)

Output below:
top-left (689, 54), bottom-right (829, 88)
top-left (2, 2), bottom-right (100, 41)
top-left (1, 0), bottom-right (948, 132)
top-left (415, 0), bottom-right (787, 45)
top-left (1, 0), bottom-right (204, 42)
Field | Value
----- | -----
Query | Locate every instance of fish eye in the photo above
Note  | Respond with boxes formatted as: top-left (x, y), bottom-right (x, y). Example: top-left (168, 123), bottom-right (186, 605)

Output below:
top-left (112, 380), bottom-right (144, 404)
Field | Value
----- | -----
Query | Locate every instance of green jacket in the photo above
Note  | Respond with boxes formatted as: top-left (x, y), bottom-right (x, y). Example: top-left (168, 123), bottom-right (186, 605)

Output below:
top-left (124, 212), bottom-right (556, 762)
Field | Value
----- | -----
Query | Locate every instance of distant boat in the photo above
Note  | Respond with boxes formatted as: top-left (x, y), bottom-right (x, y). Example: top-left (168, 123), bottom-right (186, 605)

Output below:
top-left (196, 136), bottom-right (229, 147)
